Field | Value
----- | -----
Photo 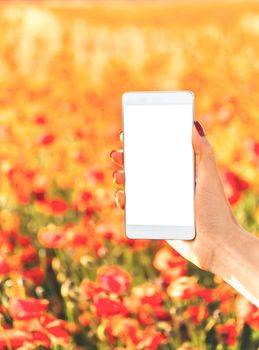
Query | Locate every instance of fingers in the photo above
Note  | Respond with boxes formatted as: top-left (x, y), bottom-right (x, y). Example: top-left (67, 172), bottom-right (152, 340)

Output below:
top-left (110, 150), bottom-right (124, 167)
top-left (112, 133), bottom-right (124, 209)
top-left (113, 170), bottom-right (124, 186)
top-left (115, 190), bottom-right (125, 209)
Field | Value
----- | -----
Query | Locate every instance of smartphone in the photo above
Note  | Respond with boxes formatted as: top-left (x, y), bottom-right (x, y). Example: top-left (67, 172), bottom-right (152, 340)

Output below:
top-left (122, 91), bottom-right (195, 240)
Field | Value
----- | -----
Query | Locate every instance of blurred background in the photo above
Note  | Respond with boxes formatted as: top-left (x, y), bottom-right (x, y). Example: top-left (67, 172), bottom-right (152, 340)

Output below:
top-left (0, 1), bottom-right (259, 349)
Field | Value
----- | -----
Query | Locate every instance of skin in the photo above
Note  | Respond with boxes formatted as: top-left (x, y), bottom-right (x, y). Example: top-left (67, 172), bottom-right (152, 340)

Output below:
top-left (111, 123), bottom-right (259, 307)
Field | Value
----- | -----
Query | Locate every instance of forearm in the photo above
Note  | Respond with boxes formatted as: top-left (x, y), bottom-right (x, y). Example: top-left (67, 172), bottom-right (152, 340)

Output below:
top-left (211, 225), bottom-right (259, 307)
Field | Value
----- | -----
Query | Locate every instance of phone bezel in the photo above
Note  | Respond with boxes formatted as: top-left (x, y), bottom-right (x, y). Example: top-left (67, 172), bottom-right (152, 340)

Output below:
top-left (122, 91), bottom-right (195, 240)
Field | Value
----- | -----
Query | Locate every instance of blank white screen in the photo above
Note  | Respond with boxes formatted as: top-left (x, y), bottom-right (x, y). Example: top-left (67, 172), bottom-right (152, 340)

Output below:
top-left (124, 104), bottom-right (194, 226)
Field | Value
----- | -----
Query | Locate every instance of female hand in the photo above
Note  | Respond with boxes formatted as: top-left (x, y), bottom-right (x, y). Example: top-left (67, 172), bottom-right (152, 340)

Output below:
top-left (110, 121), bottom-right (238, 273)
top-left (110, 121), bottom-right (259, 307)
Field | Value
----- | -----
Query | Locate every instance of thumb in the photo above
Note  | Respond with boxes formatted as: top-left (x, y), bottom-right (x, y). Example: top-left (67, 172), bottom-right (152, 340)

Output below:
top-left (192, 121), bottom-right (221, 185)
top-left (192, 121), bottom-right (215, 162)
top-left (192, 121), bottom-right (235, 220)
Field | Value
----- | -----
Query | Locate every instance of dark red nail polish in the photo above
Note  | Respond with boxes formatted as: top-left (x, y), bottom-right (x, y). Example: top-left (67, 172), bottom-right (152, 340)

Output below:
top-left (110, 150), bottom-right (116, 159)
top-left (194, 121), bottom-right (206, 137)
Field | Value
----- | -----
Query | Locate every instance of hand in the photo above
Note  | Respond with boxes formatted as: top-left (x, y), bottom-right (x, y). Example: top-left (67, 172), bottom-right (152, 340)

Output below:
top-left (110, 121), bottom-right (238, 273)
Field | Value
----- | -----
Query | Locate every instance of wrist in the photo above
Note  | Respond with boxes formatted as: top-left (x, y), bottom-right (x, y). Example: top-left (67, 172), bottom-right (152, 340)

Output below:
top-left (209, 223), bottom-right (244, 276)
top-left (209, 224), bottom-right (254, 277)
top-left (210, 224), bottom-right (259, 306)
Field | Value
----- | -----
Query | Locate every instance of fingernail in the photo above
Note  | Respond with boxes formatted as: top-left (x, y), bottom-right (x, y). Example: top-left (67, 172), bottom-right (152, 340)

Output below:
top-left (194, 121), bottom-right (206, 137)
top-left (112, 171), bottom-right (117, 178)
top-left (110, 150), bottom-right (116, 159)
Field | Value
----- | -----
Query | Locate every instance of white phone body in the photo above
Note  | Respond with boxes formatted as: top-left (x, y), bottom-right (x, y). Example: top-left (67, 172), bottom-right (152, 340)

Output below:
top-left (122, 91), bottom-right (195, 240)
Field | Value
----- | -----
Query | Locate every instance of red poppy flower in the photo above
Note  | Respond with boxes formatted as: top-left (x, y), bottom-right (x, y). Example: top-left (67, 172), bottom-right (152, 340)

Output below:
top-left (19, 245), bottom-right (37, 264)
top-left (137, 303), bottom-right (171, 326)
top-left (38, 133), bottom-right (55, 146)
top-left (105, 323), bottom-right (116, 344)
top-left (9, 298), bottom-right (49, 320)
top-left (22, 267), bottom-right (44, 285)
top-left (38, 226), bottom-right (66, 248)
top-left (132, 283), bottom-right (164, 306)
top-left (47, 198), bottom-right (68, 215)
top-left (0, 256), bottom-right (10, 275)
top-left (138, 304), bottom-right (156, 326)
top-left (105, 318), bottom-right (139, 346)
top-left (153, 246), bottom-right (185, 271)
top-left (80, 279), bottom-right (103, 300)
top-left (90, 170), bottom-right (105, 182)
top-left (153, 246), bottom-right (187, 283)
top-left (226, 171), bottom-right (250, 192)
top-left (0, 329), bottom-right (32, 349)
top-left (138, 329), bottom-right (167, 350)
top-left (253, 142), bottom-right (259, 157)
top-left (184, 305), bottom-right (209, 324)
top-left (245, 304), bottom-right (259, 329)
top-left (34, 115), bottom-right (46, 125)
top-left (216, 320), bottom-right (238, 346)
top-left (94, 296), bottom-right (128, 318)
top-left (167, 276), bottom-right (213, 303)
top-left (153, 305), bottom-right (171, 321)
top-left (150, 333), bottom-right (167, 350)
top-left (16, 234), bottom-right (31, 247)
top-left (65, 226), bottom-right (89, 247)
top-left (73, 190), bottom-right (93, 212)
top-left (70, 232), bottom-right (87, 246)
top-left (222, 171), bottom-right (249, 205)
top-left (84, 205), bottom-right (99, 218)
top-left (32, 331), bottom-right (51, 348)
top-left (39, 314), bottom-right (70, 343)
top-left (97, 266), bottom-right (132, 295)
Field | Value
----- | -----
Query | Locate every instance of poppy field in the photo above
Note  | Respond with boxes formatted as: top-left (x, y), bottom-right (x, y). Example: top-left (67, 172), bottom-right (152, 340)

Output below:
top-left (0, 2), bottom-right (259, 349)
